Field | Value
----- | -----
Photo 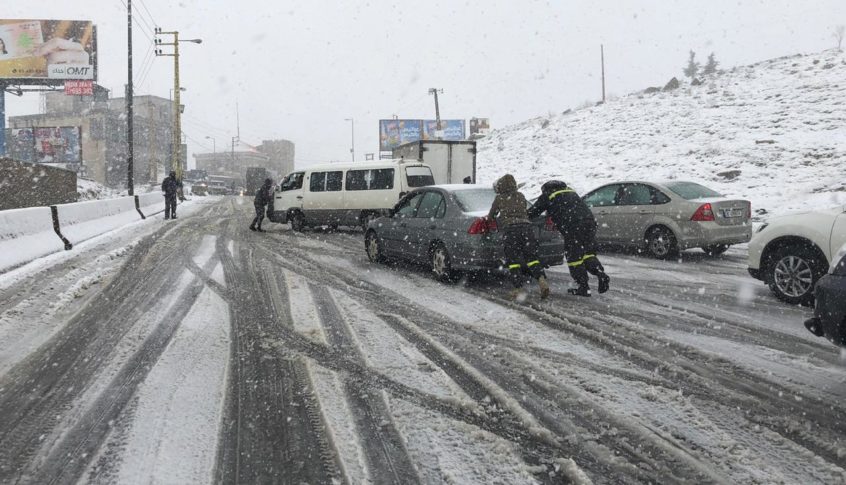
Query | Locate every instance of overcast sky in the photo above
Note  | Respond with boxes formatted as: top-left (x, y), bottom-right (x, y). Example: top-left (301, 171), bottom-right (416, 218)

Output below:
top-left (5, 0), bottom-right (846, 169)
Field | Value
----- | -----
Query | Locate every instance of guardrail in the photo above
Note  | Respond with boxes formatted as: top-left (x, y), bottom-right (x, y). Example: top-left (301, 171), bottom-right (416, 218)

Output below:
top-left (0, 194), bottom-right (171, 273)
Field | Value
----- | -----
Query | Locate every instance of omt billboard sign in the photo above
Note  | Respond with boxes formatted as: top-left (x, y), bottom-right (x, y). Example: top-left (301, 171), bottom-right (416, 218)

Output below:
top-left (0, 19), bottom-right (96, 83)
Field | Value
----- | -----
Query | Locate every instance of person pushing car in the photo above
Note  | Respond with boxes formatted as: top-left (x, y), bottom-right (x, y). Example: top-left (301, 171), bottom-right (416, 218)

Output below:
top-left (488, 174), bottom-right (550, 300)
top-left (250, 178), bottom-right (274, 232)
top-left (528, 180), bottom-right (609, 296)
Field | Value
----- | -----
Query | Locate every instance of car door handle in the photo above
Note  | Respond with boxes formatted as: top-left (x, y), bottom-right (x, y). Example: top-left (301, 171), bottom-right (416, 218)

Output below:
top-left (429, 225), bottom-right (437, 230)
top-left (400, 222), bottom-right (407, 227)
top-left (598, 211), bottom-right (609, 215)
top-left (638, 210), bottom-right (649, 214)
top-left (296, 196), bottom-right (303, 199)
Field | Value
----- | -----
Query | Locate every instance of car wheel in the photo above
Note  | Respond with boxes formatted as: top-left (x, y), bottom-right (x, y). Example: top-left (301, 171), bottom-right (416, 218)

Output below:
top-left (431, 243), bottom-right (459, 283)
top-left (645, 226), bottom-right (679, 259)
top-left (702, 244), bottom-right (730, 256)
top-left (767, 245), bottom-right (825, 306)
top-left (290, 212), bottom-right (305, 232)
top-left (365, 230), bottom-right (386, 263)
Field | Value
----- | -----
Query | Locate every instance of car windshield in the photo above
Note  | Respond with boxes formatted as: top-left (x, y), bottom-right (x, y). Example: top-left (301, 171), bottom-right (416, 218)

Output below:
top-left (664, 182), bottom-right (723, 200)
top-left (454, 188), bottom-right (496, 212)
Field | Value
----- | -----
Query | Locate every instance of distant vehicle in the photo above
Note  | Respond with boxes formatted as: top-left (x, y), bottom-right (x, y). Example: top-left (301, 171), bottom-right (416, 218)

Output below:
top-left (748, 205), bottom-right (846, 305)
top-left (206, 180), bottom-right (230, 195)
top-left (246, 167), bottom-right (269, 195)
top-left (364, 185), bottom-right (565, 282)
top-left (191, 182), bottom-right (208, 196)
top-left (582, 181), bottom-right (752, 259)
top-left (392, 140), bottom-right (476, 184)
top-left (269, 159), bottom-right (435, 231)
top-left (804, 243), bottom-right (846, 346)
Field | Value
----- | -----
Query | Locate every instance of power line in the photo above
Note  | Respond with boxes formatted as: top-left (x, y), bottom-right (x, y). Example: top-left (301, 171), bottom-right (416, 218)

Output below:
top-left (137, 0), bottom-right (159, 32)
top-left (134, 42), bottom-right (154, 86)
top-left (117, 0), bottom-right (154, 42)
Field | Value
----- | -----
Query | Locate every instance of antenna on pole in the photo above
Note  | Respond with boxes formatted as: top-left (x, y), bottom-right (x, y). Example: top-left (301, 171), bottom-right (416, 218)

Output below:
top-left (236, 100), bottom-right (240, 139)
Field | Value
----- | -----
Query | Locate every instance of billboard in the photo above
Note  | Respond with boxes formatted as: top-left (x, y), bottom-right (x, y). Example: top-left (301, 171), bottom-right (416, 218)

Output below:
top-left (0, 20), bottom-right (96, 82)
top-left (422, 119), bottom-right (465, 141)
top-left (469, 118), bottom-right (490, 136)
top-left (379, 119), bottom-right (465, 151)
top-left (11, 127), bottom-right (82, 164)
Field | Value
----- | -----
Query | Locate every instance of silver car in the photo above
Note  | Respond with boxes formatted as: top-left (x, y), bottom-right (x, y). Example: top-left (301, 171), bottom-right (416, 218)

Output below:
top-left (582, 181), bottom-right (752, 258)
top-left (365, 185), bottom-right (566, 281)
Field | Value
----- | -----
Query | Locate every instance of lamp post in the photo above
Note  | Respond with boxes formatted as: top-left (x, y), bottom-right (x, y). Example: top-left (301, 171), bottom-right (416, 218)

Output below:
top-left (155, 30), bottom-right (201, 183)
top-left (344, 117), bottom-right (355, 162)
top-left (205, 135), bottom-right (216, 171)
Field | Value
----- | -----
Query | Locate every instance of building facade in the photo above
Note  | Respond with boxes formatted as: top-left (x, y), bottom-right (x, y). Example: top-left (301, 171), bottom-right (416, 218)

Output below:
top-left (193, 139), bottom-right (294, 184)
top-left (6, 91), bottom-right (176, 188)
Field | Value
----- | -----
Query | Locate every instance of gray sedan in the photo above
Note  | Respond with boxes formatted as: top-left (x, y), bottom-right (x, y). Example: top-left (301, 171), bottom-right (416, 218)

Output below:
top-left (365, 185), bottom-right (566, 281)
top-left (582, 181), bottom-right (752, 258)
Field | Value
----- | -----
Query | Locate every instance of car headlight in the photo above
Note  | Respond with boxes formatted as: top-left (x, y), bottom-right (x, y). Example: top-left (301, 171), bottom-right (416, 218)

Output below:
top-left (831, 246), bottom-right (846, 276)
top-left (756, 223), bottom-right (769, 233)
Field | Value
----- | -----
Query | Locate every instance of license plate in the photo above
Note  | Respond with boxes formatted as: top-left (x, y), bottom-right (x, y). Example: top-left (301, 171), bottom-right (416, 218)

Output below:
top-left (722, 208), bottom-right (743, 218)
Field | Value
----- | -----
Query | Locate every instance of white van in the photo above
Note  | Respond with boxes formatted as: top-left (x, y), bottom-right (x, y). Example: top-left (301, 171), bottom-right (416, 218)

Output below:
top-left (268, 159), bottom-right (435, 230)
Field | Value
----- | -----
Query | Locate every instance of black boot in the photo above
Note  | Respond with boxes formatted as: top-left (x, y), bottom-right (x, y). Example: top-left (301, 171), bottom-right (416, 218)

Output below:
top-left (567, 286), bottom-right (591, 297)
top-left (598, 273), bottom-right (610, 294)
top-left (249, 225), bottom-right (257, 231)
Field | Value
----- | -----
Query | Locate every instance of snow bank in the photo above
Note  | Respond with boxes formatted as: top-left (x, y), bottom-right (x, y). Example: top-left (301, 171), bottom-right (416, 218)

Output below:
top-left (0, 206), bottom-right (64, 272)
top-left (478, 49), bottom-right (846, 220)
top-left (55, 197), bottom-right (141, 246)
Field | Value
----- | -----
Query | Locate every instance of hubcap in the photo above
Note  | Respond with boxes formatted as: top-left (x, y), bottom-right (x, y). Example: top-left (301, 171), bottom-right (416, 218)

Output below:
top-left (651, 234), bottom-right (670, 256)
top-left (432, 249), bottom-right (447, 276)
top-left (773, 255), bottom-right (813, 297)
top-left (367, 235), bottom-right (379, 259)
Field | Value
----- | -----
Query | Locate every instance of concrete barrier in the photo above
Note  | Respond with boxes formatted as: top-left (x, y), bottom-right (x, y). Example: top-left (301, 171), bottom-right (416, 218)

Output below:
top-left (0, 206), bottom-right (65, 272)
top-left (55, 197), bottom-right (141, 247)
top-left (137, 192), bottom-right (165, 218)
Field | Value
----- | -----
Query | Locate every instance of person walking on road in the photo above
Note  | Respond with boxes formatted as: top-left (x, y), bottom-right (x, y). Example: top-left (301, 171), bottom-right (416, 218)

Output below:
top-left (528, 180), bottom-right (609, 296)
top-left (250, 178), bottom-right (274, 232)
top-left (488, 174), bottom-right (550, 300)
top-left (161, 171), bottom-right (181, 220)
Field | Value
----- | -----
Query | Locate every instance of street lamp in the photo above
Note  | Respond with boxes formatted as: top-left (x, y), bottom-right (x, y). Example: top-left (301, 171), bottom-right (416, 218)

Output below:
top-left (205, 135), bottom-right (216, 171)
top-left (344, 117), bottom-right (355, 162)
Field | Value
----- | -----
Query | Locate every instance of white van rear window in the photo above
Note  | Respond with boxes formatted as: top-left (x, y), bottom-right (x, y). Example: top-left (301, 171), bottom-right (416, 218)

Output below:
top-left (406, 166), bottom-right (435, 187)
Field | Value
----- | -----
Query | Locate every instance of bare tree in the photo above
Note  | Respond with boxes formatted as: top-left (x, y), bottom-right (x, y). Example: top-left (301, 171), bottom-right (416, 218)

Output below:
top-left (835, 25), bottom-right (845, 51)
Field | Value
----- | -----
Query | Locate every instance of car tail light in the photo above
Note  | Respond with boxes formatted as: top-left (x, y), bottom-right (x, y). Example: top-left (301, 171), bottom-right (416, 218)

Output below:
top-left (691, 203), bottom-right (715, 222)
top-left (468, 217), bottom-right (498, 235)
top-left (544, 216), bottom-right (557, 232)
top-left (746, 201), bottom-right (752, 220)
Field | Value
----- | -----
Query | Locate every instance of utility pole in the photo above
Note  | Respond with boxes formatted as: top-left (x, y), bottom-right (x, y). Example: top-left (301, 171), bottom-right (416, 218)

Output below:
top-left (428, 88), bottom-right (443, 138)
top-left (600, 44), bottom-right (606, 103)
top-left (344, 118), bottom-right (355, 162)
top-left (126, 0), bottom-right (134, 195)
top-left (155, 29), bottom-right (201, 185)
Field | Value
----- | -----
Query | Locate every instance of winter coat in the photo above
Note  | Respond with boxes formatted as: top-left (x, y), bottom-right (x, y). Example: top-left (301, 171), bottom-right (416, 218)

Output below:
top-left (487, 174), bottom-right (530, 226)
top-left (162, 176), bottom-right (180, 197)
top-left (254, 184), bottom-right (272, 207)
top-left (528, 180), bottom-right (595, 229)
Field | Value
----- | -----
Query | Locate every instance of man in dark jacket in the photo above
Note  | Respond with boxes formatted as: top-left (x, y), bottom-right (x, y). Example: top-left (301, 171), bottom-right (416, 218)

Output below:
top-left (488, 174), bottom-right (550, 300)
top-left (528, 180), bottom-right (609, 296)
top-left (250, 178), bottom-right (274, 232)
top-left (161, 171), bottom-right (181, 220)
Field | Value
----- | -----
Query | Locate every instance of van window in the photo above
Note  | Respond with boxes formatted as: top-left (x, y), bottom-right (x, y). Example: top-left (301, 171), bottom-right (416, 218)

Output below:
top-left (280, 172), bottom-right (303, 191)
top-left (309, 171), bottom-right (343, 192)
top-left (326, 171), bottom-right (343, 191)
top-left (406, 166), bottom-right (435, 187)
top-left (309, 172), bottom-right (326, 192)
top-left (346, 168), bottom-right (395, 190)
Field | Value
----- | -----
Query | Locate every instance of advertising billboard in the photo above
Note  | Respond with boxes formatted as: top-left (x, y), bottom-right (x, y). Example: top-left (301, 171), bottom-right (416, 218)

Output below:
top-left (469, 118), bottom-right (490, 136)
top-left (11, 127), bottom-right (82, 164)
top-left (422, 119), bottom-right (465, 141)
top-left (380, 119), bottom-right (466, 151)
top-left (0, 20), bottom-right (96, 83)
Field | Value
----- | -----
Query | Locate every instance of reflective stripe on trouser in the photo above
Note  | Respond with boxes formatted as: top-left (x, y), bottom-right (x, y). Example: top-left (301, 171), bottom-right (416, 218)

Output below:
top-left (503, 224), bottom-right (544, 288)
top-left (562, 220), bottom-right (605, 288)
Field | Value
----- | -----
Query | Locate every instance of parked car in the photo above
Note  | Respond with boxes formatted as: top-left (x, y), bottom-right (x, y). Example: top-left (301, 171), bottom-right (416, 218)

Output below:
top-left (364, 185), bottom-right (565, 281)
top-left (581, 181), bottom-right (752, 258)
top-left (748, 205), bottom-right (846, 305)
top-left (269, 159), bottom-right (435, 231)
top-left (804, 244), bottom-right (846, 346)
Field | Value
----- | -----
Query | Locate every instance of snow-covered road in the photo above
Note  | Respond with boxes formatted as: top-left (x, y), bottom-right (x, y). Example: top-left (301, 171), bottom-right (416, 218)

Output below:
top-left (0, 196), bottom-right (843, 484)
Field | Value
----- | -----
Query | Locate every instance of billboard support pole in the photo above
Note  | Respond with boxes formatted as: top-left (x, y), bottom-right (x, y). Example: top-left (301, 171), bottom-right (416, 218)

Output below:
top-left (0, 82), bottom-right (5, 157)
top-left (127, 0), bottom-right (135, 195)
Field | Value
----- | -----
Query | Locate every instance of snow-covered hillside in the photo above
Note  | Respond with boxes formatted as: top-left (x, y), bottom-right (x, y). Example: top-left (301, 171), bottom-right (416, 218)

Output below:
top-left (478, 49), bottom-right (846, 220)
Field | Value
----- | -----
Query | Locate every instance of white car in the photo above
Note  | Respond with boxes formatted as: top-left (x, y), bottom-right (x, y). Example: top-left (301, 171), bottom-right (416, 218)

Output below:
top-left (748, 205), bottom-right (846, 305)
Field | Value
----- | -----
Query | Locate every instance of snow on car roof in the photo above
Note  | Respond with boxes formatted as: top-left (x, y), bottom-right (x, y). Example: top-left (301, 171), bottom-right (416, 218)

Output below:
top-left (429, 184), bottom-right (494, 191)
